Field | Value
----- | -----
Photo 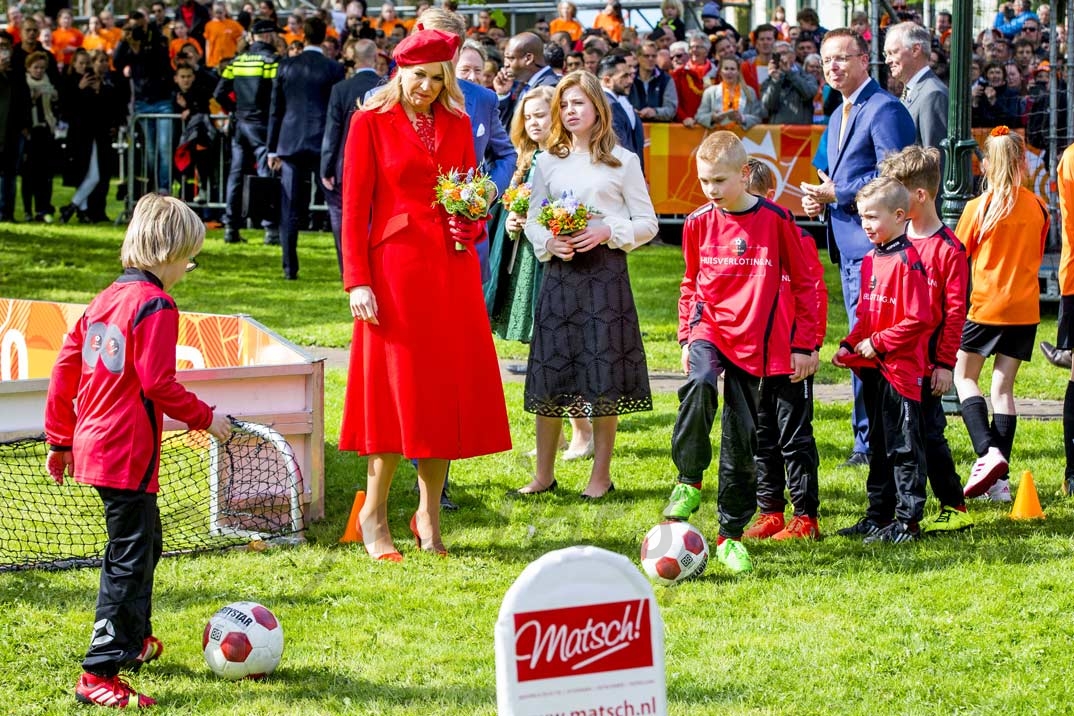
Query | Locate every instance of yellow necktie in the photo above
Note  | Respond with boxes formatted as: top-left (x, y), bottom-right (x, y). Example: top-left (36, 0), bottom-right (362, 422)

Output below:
top-left (838, 102), bottom-right (852, 148)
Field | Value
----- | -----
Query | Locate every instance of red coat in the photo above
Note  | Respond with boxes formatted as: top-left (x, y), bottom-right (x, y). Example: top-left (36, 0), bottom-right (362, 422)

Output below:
top-left (339, 101), bottom-right (511, 459)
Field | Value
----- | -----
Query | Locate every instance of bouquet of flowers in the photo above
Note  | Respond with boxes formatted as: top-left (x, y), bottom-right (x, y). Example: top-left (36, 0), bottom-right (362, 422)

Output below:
top-left (434, 168), bottom-right (497, 250)
top-left (536, 191), bottom-right (596, 237)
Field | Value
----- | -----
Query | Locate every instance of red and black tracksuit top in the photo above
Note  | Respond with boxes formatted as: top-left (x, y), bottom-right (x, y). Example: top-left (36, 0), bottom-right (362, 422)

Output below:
top-left (908, 226), bottom-right (967, 376)
top-left (841, 235), bottom-right (935, 401)
top-left (678, 197), bottom-right (818, 378)
top-left (45, 269), bottom-right (213, 494)
top-left (770, 227), bottom-right (829, 374)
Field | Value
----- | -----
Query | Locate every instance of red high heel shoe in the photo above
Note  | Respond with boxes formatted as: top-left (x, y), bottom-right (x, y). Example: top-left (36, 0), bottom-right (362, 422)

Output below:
top-left (409, 514), bottom-right (448, 557)
top-left (351, 493), bottom-right (403, 562)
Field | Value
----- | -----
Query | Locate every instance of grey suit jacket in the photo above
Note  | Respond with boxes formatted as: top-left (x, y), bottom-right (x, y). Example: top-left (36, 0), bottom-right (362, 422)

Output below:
top-left (904, 68), bottom-right (948, 151)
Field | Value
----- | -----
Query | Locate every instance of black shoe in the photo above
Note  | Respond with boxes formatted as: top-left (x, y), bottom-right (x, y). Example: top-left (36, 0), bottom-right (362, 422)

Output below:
top-left (440, 491), bottom-right (459, 511)
top-left (1040, 341), bottom-right (1073, 369)
top-left (59, 203), bottom-right (77, 224)
top-left (283, 272), bottom-right (298, 280)
top-left (840, 451), bottom-right (870, 468)
top-left (77, 208), bottom-right (94, 224)
top-left (224, 229), bottom-right (245, 244)
top-left (513, 479), bottom-right (557, 496)
top-left (836, 516), bottom-right (889, 538)
top-left (264, 229), bottom-right (280, 246)
top-left (580, 483), bottom-right (615, 500)
top-left (863, 520), bottom-right (919, 544)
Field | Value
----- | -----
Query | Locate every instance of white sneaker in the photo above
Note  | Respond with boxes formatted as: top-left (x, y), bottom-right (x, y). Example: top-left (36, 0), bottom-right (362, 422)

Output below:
top-left (964, 447), bottom-right (1008, 498)
top-left (978, 479), bottom-right (1013, 503)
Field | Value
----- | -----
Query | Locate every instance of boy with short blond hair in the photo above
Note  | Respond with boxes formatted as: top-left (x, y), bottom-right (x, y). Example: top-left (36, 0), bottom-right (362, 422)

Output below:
top-left (878, 145), bottom-right (972, 532)
top-left (833, 176), bottom-right (933, 543)
top-left (46, 194), bottom-right (232, 708)
top-left (742, 158), bottom-right (828, 541)
top-left (664, 131), bottom-right (818, 574)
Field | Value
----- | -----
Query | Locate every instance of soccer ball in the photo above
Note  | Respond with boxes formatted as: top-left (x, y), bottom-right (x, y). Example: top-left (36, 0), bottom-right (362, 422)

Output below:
top-left (202, 601), bottom-right (284, 680)
top-left (640, 521), bottom-right (709, 586)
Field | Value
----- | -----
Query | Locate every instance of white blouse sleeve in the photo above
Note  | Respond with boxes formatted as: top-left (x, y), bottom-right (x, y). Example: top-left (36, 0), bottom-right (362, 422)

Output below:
top-left (525, 156), bottom-right (554, 262)
top-left (604, 151), bottom-right (658, 253)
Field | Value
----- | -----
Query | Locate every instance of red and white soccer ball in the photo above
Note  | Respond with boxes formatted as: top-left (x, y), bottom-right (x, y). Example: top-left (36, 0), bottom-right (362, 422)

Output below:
top-left (640, 521), bottom-right (709, 586)
top-left (203, 601), bottom-right (284, 680)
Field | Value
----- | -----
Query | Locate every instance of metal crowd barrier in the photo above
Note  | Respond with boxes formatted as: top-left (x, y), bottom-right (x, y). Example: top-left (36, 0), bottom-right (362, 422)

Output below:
top-left (122, 112), bottom-right (328, 225)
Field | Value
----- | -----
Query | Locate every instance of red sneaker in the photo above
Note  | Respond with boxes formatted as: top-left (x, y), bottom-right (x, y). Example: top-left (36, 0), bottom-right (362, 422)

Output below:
top-left (743, 512), bottom-right (785, 539)
top-left (122, 636), bottom-right (163, 672)
top-left (75, 673), bottom-right (156, 708)
top-left (771, 515), bottom-right (821, 541)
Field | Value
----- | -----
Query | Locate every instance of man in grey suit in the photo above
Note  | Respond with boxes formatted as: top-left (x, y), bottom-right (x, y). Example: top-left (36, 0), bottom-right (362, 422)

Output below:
top-left (885, 22), bottom-right (948, 210)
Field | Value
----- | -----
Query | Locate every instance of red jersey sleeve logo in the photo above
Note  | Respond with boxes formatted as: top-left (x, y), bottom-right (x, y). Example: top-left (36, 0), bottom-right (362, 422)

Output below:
top-left (513, 599), bottom-right (654, 681)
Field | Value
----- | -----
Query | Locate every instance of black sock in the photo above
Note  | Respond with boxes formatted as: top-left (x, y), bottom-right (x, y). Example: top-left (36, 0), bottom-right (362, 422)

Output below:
top-left (1065, 381), bottom-right (1074, 479)
top-left (991, 413), bottom-right (1017, 481)
top-left (960, 396), bottom-right (992, 457)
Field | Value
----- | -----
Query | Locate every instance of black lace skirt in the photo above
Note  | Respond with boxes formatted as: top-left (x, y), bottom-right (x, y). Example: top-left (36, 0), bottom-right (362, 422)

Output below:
top-left (523, 244), bottom-right (653, 417)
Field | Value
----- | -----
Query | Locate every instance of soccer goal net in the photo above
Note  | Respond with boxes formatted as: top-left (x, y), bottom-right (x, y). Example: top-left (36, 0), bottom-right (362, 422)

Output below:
top-left (0, 421), bottom-right (304, 572)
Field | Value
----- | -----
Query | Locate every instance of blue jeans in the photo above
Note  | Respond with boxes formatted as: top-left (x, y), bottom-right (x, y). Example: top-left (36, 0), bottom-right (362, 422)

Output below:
top-left (840, 256), bottom-right (870, 455)
top-left (133, 99), bottom-right (175, 194)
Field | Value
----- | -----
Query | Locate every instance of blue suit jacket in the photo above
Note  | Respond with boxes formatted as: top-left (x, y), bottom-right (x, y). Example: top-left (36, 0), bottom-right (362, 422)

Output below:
top-left (605, 91), bottom-right (645, 171)
top-left (268, 49), bottom-right (345, 159)
top-left (462, 78), bottom-right (516, 197)
top-left (825, 78), bottom-right (915, 264)
top-left (321, 68), bottom-right (383, 181)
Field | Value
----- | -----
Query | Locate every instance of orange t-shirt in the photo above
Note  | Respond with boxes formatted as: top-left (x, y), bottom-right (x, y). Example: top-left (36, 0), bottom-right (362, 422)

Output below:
top-left (592, 12), bottom-right (623, 43)
top-left (51, 27), bottom-right (84, 65)
top-left (549, 17), bottom-right (583, 42)
top-left (170, 36), bottom-right (203, 61)
top-left (282, 30), bottom-right (304, 45)
top-left (82, 33), bottom-right (112, 53)
top-left (100, 27), bottom-right (123, 48)
top-left (1057, 143), bottom-right (1074, 296)
top-left (203, 18), bottom-right (244, 67)
top-left (955, 185), bottom-right (1049, 325)
top-left (4, 24), bottom-right (21, 45)
top-left (370, 18), bottom-right (412, 36)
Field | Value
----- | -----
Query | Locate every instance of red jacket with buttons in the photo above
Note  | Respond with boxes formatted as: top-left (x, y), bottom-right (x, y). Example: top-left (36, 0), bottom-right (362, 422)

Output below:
top-left (908, 225), bottom-right (967, 375)
top-left (45, 269), bottom-right (214, 493)
top-left (678, 197), bottom-right (818, 378)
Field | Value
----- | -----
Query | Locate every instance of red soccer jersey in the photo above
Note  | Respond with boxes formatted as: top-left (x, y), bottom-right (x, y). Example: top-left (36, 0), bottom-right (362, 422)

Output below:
top-left (679, 197), bottom-right (818, 378)
top-left (908, 225), bottom-right (967, 374)
top-left (842, 235), bottom-right (934, 401)
top-left (770, 227), bottom-right (829, 375)
top-left (45, 270), bottom-right (213, 493)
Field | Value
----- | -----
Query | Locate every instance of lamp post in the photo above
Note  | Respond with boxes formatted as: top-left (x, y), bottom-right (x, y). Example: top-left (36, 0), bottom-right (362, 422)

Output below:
top-left (940, 0), bottom-right (975, 229)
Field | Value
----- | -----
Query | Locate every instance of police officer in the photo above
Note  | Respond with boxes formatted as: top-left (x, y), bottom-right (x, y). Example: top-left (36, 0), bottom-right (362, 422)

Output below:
top-left (214, 18), bottom-right (280, 245)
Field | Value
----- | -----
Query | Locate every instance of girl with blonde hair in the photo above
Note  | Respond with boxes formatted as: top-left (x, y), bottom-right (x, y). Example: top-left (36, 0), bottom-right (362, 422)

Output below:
top-left (514, 71), bottom-right (657, 499)
top-left (954, 127), bottom-right (1049, 501)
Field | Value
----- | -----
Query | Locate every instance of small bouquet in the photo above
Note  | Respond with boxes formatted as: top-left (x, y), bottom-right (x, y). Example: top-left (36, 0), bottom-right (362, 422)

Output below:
top-left (434, 168), bottom-right (497, 250)
top-left (536, 191), bottom-right (596, 237)
top-left (500, 182), bottom-right (532, 239)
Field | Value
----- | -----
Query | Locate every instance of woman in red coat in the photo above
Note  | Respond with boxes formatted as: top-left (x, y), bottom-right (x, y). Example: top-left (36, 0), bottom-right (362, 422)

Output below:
top-left (341, 29), bottom-right (511, 560)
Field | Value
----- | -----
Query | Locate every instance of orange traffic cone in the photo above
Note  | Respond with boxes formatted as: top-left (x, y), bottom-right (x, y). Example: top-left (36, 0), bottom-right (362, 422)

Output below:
top-left (1010, 470), bottom-right (1045, 520)
top-left (339, 490), bottom-right (366, 542)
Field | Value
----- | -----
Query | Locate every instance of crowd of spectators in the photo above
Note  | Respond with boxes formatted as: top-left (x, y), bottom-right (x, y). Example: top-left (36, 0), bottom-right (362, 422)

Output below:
top-left (0, 0), bottom-right (1066, 225)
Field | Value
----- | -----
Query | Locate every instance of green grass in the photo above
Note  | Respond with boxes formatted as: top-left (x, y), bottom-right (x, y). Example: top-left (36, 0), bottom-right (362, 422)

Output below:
top-left (3, 190), bottom-right (1074, 714)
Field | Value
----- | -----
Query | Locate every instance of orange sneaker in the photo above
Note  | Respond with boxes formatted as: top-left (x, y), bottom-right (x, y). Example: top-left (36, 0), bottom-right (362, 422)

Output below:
top-left (743, 512), bottom-right (785, 539)
top-left (771, 515), bottom-right (821, 541)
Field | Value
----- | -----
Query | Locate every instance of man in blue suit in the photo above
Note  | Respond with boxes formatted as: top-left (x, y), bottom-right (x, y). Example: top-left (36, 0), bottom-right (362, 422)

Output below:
top-left (320, 39), bottom-right (382, 274)
top-left (599, 54), bottom-right (645, 169)
top-left (400, 7), bottom-right (517, 510)
top-left (801, 28), bottom-right (915, 469)
top-left (267, 16), bottom-right (345, 280)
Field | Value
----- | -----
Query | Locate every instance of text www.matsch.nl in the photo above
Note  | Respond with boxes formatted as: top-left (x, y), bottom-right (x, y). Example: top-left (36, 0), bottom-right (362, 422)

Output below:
top-left (543, 695), bottom-right (659, 716)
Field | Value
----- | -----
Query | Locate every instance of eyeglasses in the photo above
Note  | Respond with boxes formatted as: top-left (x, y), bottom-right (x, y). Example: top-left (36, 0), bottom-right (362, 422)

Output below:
top-left (671, 52), bottom-right (686, 59)
top-left (185, 257), bottom-right (198, 273)
top-left (1024, 25), bottom-right (1039, 31)
top-left (821, 53), bottom-right (864, 66)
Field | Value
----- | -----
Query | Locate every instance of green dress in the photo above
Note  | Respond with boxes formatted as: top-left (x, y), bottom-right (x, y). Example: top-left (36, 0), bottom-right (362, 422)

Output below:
top-left (486, 161), bottom-right (544, 343)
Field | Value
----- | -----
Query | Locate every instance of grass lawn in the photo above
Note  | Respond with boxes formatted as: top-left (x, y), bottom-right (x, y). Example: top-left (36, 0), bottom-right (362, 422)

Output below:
top-left (3, 193), bottom-right (1074, 714)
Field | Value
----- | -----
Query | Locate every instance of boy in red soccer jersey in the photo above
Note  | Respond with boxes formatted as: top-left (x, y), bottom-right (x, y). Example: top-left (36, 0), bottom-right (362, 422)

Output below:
top-left (740, 158), bottom-right (828, 541)
top-left (662, 131), bottom-right (818, 574)
top-left (833, 176), bottom-right (933, 543)
top-left (879, 146), bottom-right (973, 533)
top-left (45, 194), bottom-right (232, 708)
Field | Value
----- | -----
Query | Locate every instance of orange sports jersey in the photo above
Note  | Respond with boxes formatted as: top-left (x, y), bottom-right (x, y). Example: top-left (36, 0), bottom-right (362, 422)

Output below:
top-left (204, 18), bottom-right (244, 67)
top-left (955, 185), bottom-right (1048, 326)
top-left (99, 26), bottom-right (123, 47)
top-left (549, 17), bottom-right (583, 42)
top-left (51, 27), bottom-right (84, 64)
top-left (1058, 143), bottom-right (1074, 296)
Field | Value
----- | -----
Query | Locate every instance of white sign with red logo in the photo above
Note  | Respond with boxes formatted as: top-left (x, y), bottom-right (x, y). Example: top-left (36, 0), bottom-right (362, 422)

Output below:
top-left (495, 546), bottom-right (667, 716)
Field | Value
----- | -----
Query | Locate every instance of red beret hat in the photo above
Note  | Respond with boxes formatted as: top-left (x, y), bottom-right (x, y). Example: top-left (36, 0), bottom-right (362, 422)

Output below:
top-left (392, 28), bottom-right (460, 66)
